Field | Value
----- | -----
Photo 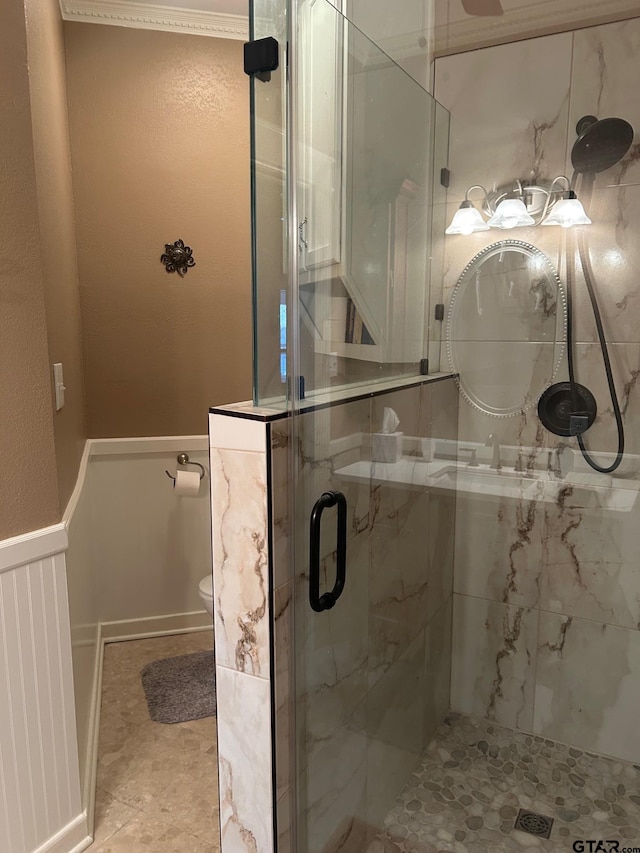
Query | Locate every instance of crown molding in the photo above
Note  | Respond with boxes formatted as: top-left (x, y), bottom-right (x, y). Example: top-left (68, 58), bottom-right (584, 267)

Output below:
top-left (434, 0), bottom-right (640, 57)
top-left (59, 0), bottom-right (249, 40)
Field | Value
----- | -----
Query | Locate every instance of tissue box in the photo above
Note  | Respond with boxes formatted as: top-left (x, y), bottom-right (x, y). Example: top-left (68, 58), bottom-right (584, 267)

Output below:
top-left (372, 431), bottom-right (403, 463)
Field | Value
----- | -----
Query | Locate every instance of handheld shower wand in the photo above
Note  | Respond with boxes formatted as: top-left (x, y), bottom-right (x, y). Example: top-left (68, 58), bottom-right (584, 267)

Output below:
top-left (538, 116), bottom-right (632, 474)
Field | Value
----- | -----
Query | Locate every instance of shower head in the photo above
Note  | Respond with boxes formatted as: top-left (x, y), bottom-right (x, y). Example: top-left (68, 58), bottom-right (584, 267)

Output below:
top-left (571, 115), bottom-right (634, 174)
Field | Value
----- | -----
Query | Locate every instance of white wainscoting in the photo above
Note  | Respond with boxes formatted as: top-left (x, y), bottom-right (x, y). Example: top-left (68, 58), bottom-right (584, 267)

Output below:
top-left (0, 527), bottom-right (90, 853)
top-left (0, 434), bottom-right (214, 853)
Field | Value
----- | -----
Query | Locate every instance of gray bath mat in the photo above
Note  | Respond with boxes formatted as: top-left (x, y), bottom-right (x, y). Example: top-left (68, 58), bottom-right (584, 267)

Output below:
top-left (141, 650), bottom-right (216, 724)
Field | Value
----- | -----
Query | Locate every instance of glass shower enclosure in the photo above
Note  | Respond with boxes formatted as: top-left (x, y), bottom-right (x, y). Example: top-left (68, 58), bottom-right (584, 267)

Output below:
top-left (250, 0), bottom-right (453, 849)
top-left (251, 0), bottom-right (449, 405)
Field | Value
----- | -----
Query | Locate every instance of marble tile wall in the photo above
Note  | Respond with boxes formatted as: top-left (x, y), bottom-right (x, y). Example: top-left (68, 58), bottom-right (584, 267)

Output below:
top-left (435, 17), bottom-right (640, 765)
top-left (209, 412), bottom-right (275, 853)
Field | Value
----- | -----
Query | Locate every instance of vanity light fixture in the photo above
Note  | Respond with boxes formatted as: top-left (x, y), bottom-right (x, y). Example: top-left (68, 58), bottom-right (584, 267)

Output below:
top-left (445, 185), bottom-right (491, 235)
top-left (486, 182), bottom-right (536, 229)
top-left (486, 197), bottom-right (535, 229)
top-left (446, 176), bottom-right (591, 235)
top-left (540, 176), bottom-right (591, 228)
top-left (541, 194), bottom-right (592, 228)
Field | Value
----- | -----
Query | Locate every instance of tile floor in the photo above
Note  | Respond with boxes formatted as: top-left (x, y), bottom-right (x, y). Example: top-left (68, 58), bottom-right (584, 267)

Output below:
top-left (88, 635), bottom-right (640, 853)
top-left (370, 713), bottom-right (640, 852)
top-left (89, 631), bottom-right (220, 852)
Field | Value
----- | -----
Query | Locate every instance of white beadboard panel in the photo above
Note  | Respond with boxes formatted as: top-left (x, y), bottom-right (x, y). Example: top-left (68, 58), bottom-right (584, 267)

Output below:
top-left (3, 568), bottom-right (44, 851)
top-left (209, 413), bottom-right (267, 453)
top-left (53, 554), bottom-right (83, 820)
top-left (0, 572), bottom-right (26, 852)
top-left (0, 556), bottom-right (82, 853)
top-left (0, 727), bottom-right (13, 851)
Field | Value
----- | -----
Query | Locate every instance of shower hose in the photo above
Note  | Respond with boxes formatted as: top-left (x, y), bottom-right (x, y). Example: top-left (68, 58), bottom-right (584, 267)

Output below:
top-left (565, 172), bottom-right (625, 474)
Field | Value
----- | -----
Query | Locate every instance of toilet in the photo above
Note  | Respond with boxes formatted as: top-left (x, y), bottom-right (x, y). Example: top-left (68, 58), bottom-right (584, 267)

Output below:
top-left (198, 574), bottom-right (214, 617)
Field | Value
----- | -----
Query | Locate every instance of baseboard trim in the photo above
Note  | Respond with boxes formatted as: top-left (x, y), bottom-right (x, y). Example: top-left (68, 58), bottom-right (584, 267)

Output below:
top-left (31, 812), bottom-right (90, 853)
top-left (101, 610), bottom-right (212, 643)
top-left (83, 622), bottom-right (105, 838)
top-left (67, 836), bottom-right (93, 853)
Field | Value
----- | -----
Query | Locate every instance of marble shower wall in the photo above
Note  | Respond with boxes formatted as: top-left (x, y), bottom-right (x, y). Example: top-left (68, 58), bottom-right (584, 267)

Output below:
top-left (269, 376), bottom-right (458, 853)
top-left (435, 18), bottom-right (640, 764)
top-left (209, 411), bottom-right (275, 853)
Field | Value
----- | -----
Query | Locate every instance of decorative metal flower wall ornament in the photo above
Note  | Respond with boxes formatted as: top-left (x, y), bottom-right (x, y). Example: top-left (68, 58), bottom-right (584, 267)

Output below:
top-left (160, 240), bottom-right (195, 276)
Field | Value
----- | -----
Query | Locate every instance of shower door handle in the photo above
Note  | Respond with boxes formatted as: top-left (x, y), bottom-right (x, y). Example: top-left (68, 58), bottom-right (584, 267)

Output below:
top-left (309, 491), bottom-right (347, 613)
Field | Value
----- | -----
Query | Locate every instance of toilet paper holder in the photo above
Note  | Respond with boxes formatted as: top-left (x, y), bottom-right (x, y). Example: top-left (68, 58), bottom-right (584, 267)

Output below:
top-left (165, 452), bottom-right (206, 483)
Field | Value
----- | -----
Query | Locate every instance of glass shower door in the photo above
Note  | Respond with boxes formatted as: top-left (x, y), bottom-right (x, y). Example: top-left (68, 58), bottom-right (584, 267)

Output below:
top-left (289, 3), bottom-right (451, 850)
top-left (248, 0), bottom-right (451, 845)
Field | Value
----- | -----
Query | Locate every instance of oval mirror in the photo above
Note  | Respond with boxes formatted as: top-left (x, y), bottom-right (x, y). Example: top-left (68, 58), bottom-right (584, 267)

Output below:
top-left (446, 240), bottom-right (566, 417)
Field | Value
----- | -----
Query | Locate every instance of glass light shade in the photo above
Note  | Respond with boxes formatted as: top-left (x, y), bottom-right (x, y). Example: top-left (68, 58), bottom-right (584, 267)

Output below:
top-left (487, 198), bottom-right (535, 229)
top-left (445, 202), bottom-right (490, 235)
top-left (541, 197), bottom-right (592, 228)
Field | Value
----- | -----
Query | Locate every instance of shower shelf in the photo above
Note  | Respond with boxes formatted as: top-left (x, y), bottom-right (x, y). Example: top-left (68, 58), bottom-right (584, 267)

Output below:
top-left (335, 458), bottom-right (640, 513)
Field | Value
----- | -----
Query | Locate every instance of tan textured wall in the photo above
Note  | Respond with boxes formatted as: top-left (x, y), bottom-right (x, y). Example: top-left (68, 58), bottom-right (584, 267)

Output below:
top-left (25, 0), bottom-right (87, 511)
top-left (0, 0), bottom-right (60, 538)
top-left (65, 25), bottom-right (252, 437)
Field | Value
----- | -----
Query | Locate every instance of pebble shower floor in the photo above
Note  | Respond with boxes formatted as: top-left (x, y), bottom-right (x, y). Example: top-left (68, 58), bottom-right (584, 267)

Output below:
top-left (369, 713), bottom-right (640, 852)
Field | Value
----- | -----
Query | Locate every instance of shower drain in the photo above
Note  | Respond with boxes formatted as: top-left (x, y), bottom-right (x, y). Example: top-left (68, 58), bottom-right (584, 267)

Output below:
top-left (514, 809), bottom-right (554, 839)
